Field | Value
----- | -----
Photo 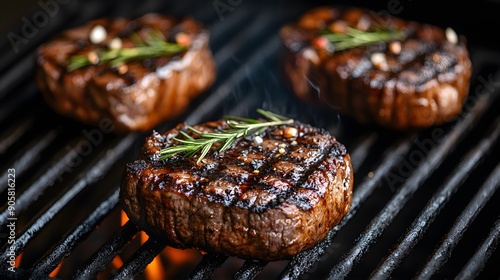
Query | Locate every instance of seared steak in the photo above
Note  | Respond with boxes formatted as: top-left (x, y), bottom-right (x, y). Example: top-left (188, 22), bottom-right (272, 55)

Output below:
top-left (120, 119), bottom-right (353, 261)
top-left (36, 13), bottom-right (216, 132)
top-left (280, 7), bottom-right (472, 130)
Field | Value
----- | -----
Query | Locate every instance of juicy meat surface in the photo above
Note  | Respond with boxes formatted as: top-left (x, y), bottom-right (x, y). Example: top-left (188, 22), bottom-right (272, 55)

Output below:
top-left (280, 6), bottom-right (472, 130)
top-left (36, 13), bottom-right (216, 132)
top-left (120, 120), bottom-right (353, 261)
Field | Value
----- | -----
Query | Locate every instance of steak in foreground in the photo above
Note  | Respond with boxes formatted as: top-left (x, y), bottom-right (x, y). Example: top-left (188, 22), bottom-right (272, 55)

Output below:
top-left (120, 119), bottom-right (353, 261)
top-left (280, 6), bottom-right (472, 130)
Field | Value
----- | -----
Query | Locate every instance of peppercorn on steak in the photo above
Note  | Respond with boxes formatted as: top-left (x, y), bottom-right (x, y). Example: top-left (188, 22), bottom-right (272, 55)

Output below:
top-left (280, 6), bottom-right (472, 130)
top-left (120, 112), bottom-right (353, 261)
top-left (36, 13), bottom-right (216, 132)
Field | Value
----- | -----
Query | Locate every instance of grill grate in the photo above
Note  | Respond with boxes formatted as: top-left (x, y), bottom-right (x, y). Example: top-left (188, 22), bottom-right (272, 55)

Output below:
top-left (371, 116), bottom-right (500, 279)
top-left (32, 188), bottom-right (120, 277)
top-left (417, 161), bottom-right (500, 279)
top-left (1, 0), bottom-right (500, 279)
top-left (74, 220), bottom-right (138, 280)
top-left (328, 85), bottom-right (496, 279)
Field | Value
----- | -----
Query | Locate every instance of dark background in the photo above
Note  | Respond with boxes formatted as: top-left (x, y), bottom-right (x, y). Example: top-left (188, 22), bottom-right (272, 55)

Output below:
top-left (1, 0), bottom-right (499, 43)
top-left (2, 0), bottom-right (500, 65)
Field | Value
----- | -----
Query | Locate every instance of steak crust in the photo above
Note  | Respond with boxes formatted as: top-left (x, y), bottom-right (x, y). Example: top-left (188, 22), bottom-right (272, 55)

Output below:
top-left (120, 120), bottom-right (353, 261)
top-left (280, 6), bottom-right (472, 130)
top-left (36, 13), bottom-right (216, 132)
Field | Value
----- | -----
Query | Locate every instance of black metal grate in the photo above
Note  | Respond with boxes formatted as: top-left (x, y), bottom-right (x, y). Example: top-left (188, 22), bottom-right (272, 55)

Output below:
top-left (1, 0), bottom-right (500, 279)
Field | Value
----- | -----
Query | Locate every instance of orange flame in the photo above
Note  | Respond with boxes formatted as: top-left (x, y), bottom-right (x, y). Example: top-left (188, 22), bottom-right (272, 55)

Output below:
top-left (164, 247), bottom-right (198, 265)
top-left (15, 253), bottom-right (22, 268)
top-left (121, 210), bottom-right (129, 226)
top-left (142, 231), bottom-right (166, 280)
top-left (120, 210), bottom-right (166, 279)
top-left (108, 211), bottom-right (128, 271)
top-left (119, 210), bottom-right (198, 279)
top-left (111, 255), bottom-right (124, 269)
top-left (49, 261), bottom-right (63, 278)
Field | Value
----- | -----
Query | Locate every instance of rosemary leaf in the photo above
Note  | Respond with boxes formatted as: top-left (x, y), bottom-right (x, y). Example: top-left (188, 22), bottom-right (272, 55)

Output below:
top-left (67, 30), bottom-right (187, 71)
top-left (178, 130), bottom-right (194, 141)
top-left (158, 109), bottom-right (294, 163)
top-left (319, 26), bottom-right (406, 52)
top-left (199, 142), bottom-right (213, 161)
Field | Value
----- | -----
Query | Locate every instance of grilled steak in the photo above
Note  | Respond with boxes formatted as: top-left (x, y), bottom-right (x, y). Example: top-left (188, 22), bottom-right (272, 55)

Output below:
top-left (120, 119), bottom-right (353, 261)
top-left (280, 7), bottom-right (472, 130)
top-left (36, 13), bottom-right (216, 132)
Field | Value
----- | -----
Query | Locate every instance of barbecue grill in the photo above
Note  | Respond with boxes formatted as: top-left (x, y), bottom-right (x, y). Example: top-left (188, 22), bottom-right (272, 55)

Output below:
top-left (1, 0), bottom-right (499, 279)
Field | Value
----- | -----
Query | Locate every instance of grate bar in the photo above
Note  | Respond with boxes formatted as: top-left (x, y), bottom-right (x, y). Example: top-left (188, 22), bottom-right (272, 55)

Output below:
top-left (185, 37), bottom-right (281, 125)
top-left (0, 116), bottom-right (35, 154)
top-left (278, 136), bottom-right (412, 280)
top-left (112, 236), bottom-right (169, 280)
top-left (208, 10), bottom-right (253, 54)
top-left (0, 54), bottom-right (36, 101)
top-left (73, 220), bottom-right (138, 280)
top-left (213, 10), bottom-right (276, 71)
top-left (186, 253), bottom-right (228, 280)
top-left (233, 260), bottom-right (267, 280)
top-left (346, 132), bottom-right (378, 173)
top-left (370, 115), bottom-right (500, 279)
top-left (31, 188), bottom-right (120, 276)
top-left (455, 216), bottom-right (500, 280)
top-left (0, 141), bottom-right (94, 229)
top-left (328, 86), bottom-right (494, 279)
top-left (0, 134), bottom-right (136, 263)
top-left (416, 162), bottom-right (500, 279)
top-left (0, 127), bottom-right (59, 194)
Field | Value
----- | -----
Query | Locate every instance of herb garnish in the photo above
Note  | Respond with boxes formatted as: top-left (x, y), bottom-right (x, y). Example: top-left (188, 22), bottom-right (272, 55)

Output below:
top-left (67, 30), bottom-right (187, 72)
top-left (158, 109), bottom-right (294, 163)
top-left (316, 27), bottom-right (406, 53)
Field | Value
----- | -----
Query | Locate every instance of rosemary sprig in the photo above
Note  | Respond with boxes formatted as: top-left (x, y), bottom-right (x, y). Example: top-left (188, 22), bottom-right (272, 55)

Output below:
top-left (67, 30), bottom-right (187, 71)
top-left (318, 26), bottom-right (406, 52)
top-left (158, 109), bottom-right (294, 163)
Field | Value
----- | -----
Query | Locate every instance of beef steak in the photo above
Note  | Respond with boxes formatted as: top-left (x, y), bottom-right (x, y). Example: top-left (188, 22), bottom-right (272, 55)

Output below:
top-left (280, 6), bottom-right (472, 130)
top-left (120, 119), bottom-right (353, 261)
top-left (36, 13), bottom-right (216, 132)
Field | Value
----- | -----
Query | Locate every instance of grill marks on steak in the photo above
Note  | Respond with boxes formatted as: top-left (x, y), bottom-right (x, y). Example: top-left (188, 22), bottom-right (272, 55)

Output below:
top-left (121, 120), bottom-right (353, 260)
top-left (138, 122), bottom-right (344, 211)
top-left (280, 7), bottom-right (472, 130)
top-left (36, 13), bottom-right (216, 132)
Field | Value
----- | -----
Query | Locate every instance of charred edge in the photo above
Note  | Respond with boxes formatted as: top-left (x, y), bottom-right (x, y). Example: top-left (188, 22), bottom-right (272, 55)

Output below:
top-left (284, 141), bottom-right (346, 211)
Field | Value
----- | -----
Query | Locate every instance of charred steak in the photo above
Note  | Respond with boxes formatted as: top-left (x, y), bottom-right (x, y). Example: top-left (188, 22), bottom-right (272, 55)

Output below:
top-left (120, 117), bottom-right (353, 261)
top-left (280, 7), bottom-right (472, 130)
top-left (36, 13), bottom-right (216, 132)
